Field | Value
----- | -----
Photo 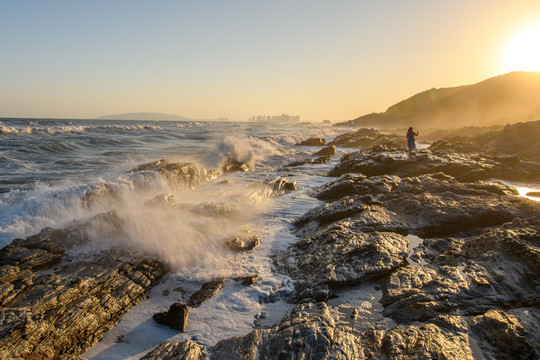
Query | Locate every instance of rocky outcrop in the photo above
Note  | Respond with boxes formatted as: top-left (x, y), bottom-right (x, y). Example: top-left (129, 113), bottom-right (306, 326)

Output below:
top-left (295, 138), bottom-right (326, 146)
top-left (274, 225), bottom-right (408, 302)
top-left (130, 159), bottom-right (218, 188)
top-left (0, 228), bottom-right (167, 359)
top-left (328, 146), bottom-right (540, 182)
top-left (327, 128), bottom-right (404, 149)
top-left (313, 145), bottom-right (336, 156)
top-left (206, 302), bottom-right (476, 360)
top-left (223, 235), bottom-right (260, 252)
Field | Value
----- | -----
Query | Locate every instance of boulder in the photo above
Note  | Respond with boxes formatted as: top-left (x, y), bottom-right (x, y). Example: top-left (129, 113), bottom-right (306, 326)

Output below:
top-left (153, 303), bottom-right (189, 331)
top-left (295, 137), bottom-right (326, 146)
top-left (313, 145), bottom-right (336, 156)
top-left (222, 159), bottom-right (253, 173)
top-left (223, 235), bottom-right (260, 252)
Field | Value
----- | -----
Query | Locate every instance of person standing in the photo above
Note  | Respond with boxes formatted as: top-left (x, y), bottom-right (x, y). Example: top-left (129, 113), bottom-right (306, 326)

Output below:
top-left (406, 127), bottom-right (418, 154)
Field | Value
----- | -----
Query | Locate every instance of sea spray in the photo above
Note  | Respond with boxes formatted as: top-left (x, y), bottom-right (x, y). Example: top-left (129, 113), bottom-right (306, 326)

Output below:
top-left (203, 133), bottom-right (282, 172)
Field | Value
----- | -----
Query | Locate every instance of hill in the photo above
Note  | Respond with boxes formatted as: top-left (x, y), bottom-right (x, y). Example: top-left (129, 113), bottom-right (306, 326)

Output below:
top-left (338, 71), bottom-right (540, 129)
top-left (95, 112), bottom-right (191, 121)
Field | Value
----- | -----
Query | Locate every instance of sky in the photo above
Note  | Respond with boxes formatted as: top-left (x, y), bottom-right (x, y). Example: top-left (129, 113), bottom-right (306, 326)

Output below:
top-left (1, 0), bottom-right (540, 122)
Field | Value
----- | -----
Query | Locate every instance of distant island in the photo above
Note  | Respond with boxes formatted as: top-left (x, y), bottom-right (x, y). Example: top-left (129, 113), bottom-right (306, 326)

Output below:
top-left (337, 71), bottom-right (540, 129)
top-left (95, 112), bottom-right (192, 121)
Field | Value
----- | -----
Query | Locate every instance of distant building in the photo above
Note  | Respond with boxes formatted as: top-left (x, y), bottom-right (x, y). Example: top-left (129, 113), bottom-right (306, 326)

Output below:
top-left (249, 113), bottom-right (300, 124)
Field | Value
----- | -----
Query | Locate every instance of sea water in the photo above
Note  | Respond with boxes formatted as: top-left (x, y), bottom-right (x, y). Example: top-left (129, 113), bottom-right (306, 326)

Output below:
top-left (0, 118), bottom-right (343, 358)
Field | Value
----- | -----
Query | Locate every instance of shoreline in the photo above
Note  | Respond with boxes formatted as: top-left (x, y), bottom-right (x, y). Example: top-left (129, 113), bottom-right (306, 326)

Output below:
top-left (1, 122), bottom-right (540, 359)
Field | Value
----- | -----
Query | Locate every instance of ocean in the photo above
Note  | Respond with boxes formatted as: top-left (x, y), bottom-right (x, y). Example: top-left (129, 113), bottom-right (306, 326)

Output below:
top-left (0, 117), bottom-right (350, 359)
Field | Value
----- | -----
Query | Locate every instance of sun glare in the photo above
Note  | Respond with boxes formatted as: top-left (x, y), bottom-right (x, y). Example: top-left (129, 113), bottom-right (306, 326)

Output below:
top-left (501, 22), bottom-right (540, 73)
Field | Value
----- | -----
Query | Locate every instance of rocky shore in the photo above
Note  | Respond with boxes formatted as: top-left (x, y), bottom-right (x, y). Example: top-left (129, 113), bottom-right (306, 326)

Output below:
top-left (1, 121), bottom-right (540, 359)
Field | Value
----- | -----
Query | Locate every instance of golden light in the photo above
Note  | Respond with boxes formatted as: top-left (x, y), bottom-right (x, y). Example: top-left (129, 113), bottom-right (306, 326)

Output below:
top-left (501, 22), bottom-right (540, 73)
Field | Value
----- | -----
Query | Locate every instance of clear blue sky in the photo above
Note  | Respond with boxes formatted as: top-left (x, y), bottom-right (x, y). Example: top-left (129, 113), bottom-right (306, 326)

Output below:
top-left (1, 0), bottom-right (539, 121)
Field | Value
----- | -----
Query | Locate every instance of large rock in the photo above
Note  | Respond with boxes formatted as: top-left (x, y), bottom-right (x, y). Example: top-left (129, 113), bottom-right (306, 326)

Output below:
top-left (315, 173), bottom-right (538, 238)
top-left (207, 303), bottom-right (474, 359)
top-left (328, 146), bottom-right (540, 182)
top-left (129, 159), bottom-right (218, 188)
top-left (153, 303), bottom-right (189, 331)
top-left (295, 137), bottom-right (326, 146)
top-left (274, 224), bottom-right (408, 302)
top-left (380, 218), bottom-right (540, 324)
top-left (327, 128), bottom-right (404, 149)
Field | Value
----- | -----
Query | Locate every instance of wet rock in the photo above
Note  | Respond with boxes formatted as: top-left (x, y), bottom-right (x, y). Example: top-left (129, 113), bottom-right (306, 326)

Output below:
top-left (186, 278), bottom-right (226, 307)
top-left (130, 159), bottom-right (217, 188)
top-left (269, 178), bottom-right (297, 193)
top-left (381, 218), bottom-right (540, 324)
top-left (140, 339), bottom-right (203, 360)
top-left (313, 145), bottom-right (335, 156)
top-left (153, 303), bottom-right (189, 331)
top-left (275, 224), bottom-right (408, 302)
top-left (295, 137), bottom-right (326, 146)
top-left (222, 159), bottom-right (253, 173)
top-left (470, 309), bottom-right (539, 360)
top-left (285, 156), bottom-right (332, 167)
top-left (223, 235), bottom-right (260, 252)
top-left (315, 173), bottom-right (537, 238)
top-left (0, 229), bottom-right (167, 359)
top-left (292, 196), bottom-right (407, 238)
top-left (206, 302), bottom-right (474, 360)
top-left (235, 274), bottom-right (259, 286)
top-left (190, 202), bottom-right (240, 218)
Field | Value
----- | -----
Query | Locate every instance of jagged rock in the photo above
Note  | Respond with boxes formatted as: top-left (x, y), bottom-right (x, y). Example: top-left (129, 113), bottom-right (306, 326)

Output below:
top-left (0, 230), bottom-right (167, 359)
top-left (206, 302), bottom-right (474, 360)
top-left (190, 202), bottom-right (240, 218)
top-left (470, 309), bottom-right (539, 360)
top-left (140, 339), bottom-right (204, 360)
top-left (315, 173), bottom-right (537, 238)
top-left (222, 159), bottom-right (253, 173)
top-left (381, 218), bottom-right (540, 323)
top-left (313, 145), bottom-right (335, 156)
top-left (295, 137), bottom-right (326, 146)
top-left (274, 224), bottom-right (408, 302)
top-left (327, 128), bottom-right (404, 149)
top-left (292, 196), bottom-right (407, 238)
top-left (130, 159), bottom-right (217, 188)
top-left (235, 274), bottom-right (259, 286)
top-left (186, 278), bottom-right (226, 307)
top-left (223, 235), bottom-right (260, 252)
top-left (329, 145), bottom-right (540, 182)
top-left (328, 147), bottom-right (498, 182)
top-left (270, 178), bottom-right (297, 193)
top-left (285, 156), bottom-right (332, 167)
top-left (314, 173), bottom-right (399, 201)
top-left (153, 303), bottom-right (189, 331)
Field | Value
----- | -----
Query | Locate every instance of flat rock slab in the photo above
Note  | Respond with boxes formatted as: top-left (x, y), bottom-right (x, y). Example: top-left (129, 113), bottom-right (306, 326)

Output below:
top-left (186, 278), bottom-right (226, 308)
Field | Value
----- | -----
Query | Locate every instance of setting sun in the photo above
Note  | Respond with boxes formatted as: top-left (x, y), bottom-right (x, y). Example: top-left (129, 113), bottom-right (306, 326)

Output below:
top-left (501, 22), bottom-right (540, 73)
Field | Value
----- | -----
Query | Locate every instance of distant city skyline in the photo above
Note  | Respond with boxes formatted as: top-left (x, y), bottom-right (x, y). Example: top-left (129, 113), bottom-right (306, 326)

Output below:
top-left (1, 1), bottom-right (539, 122)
